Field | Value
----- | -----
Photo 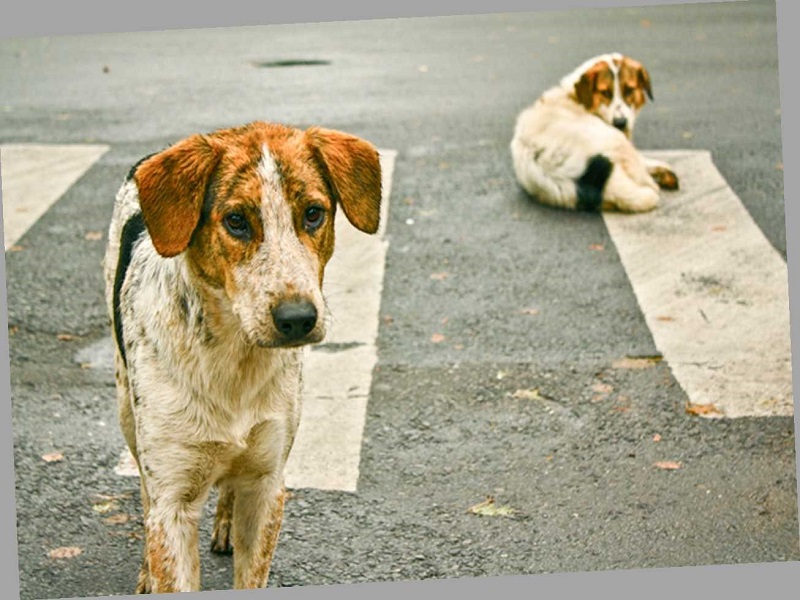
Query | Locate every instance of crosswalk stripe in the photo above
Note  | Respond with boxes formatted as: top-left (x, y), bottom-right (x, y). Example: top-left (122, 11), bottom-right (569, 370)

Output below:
top-left (604, 150), bottom-right (793, 418)
top-left (1, 144), bottom-right (109, 249)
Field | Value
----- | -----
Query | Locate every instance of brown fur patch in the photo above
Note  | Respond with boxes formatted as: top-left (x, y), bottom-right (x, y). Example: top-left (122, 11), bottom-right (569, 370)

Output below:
top-left (145, 524), bottom-right (178, 593)
top-left (574, 61), bottom-right (614, 112)
top-left (619, 56), bottom-right (652, 107)
top-left (306, 127), bottom-right (383, 235)
top-left (650, 166), bottom-right (679, 190)
top-left (135, 135), bottom-right (222, 258)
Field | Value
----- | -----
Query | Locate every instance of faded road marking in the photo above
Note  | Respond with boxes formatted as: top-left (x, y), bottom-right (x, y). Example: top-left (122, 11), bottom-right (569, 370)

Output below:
top-left (1, 144), bottom-right (109, 249)
top-left (604, 150), bottom-right (793, 418)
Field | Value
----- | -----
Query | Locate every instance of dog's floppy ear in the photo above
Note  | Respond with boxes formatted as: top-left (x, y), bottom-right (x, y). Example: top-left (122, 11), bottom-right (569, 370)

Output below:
top-left (574, 62), bottom-right (606, 111)
top-left (638, 64), bottom-right (653, 101)
top-left (133, 134), bottom-right (222, 257)
top-left (621, 56), bottom-right (653, 102)
top-left (306, 127), bottom-right (382, 234)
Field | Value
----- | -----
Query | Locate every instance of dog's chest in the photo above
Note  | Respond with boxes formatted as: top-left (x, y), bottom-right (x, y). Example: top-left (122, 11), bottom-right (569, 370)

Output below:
top-left (124, 265), bottom-right (304, 449)
top-left (160, 340), bottom-right (302, 447)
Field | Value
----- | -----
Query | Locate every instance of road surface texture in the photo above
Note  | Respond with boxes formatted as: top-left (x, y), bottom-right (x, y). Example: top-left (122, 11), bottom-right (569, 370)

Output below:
top-left (1, 1), bottom-right (797, 598)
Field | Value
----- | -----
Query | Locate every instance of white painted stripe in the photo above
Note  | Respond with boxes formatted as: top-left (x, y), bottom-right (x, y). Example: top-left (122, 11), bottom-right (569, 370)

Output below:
top-left (604, 150), bottom-right (793, 418)
top-left (284, 149), bottom-right (396, 491)
top-left (0, 144), bottom-right (109, 249)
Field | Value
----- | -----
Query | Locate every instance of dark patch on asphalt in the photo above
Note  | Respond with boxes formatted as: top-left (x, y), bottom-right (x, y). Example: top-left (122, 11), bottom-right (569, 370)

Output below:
top-left (311, 341), bottom-right (365, 353)
top-left (251, 59), bottom-right (331, 68)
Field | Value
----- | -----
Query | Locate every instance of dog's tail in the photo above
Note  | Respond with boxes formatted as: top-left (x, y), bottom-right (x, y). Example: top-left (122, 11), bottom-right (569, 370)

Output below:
top-left (575, 154), bottom-right (613, 211)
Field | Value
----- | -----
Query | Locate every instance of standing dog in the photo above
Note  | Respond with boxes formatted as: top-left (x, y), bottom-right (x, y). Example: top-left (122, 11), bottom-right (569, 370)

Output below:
top-left (510, 52), bottom-right (678, 212)
top-left (103, 121), bottom-right (382, 593)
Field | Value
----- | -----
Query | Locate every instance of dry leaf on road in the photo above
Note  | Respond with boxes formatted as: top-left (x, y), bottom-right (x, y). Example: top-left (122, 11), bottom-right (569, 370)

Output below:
top-left (467, 496), bottom-right (516, 517)
top-left (41, 452), bottom-right (64, 463)
top-left (48, 546), bottom-right (82, 559)
top-left (612, 356), bottom-right (662, 370)
top-left (653, 461), bottom-right (682, 470)
top-left (592, 382), bottom-right (613, 394)
top-left (511, 388), bottom-right (544, 401)
top-left (685, 403), bottom-right (722, 417)
top-left (103, 514), bottom-right (131, 526)
top-left (92, 500), bottom-right (120, 514)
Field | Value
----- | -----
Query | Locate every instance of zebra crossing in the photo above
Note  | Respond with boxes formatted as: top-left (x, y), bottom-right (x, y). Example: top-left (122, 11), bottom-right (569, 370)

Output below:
top-left (0, 143), bottom-right (793, 495)
top-left (605, 150), bottom-right (793, 419)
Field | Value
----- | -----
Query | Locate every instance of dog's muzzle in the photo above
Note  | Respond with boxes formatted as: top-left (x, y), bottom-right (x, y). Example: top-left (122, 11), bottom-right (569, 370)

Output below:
top-left (612, 117), bottom-right (628, 132)
top-left (271, 300), bottom-right (319, 344)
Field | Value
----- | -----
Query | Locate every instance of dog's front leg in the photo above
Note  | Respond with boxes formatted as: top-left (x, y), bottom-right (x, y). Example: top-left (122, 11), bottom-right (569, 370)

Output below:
top-left (231, 422), bottom-right (293, 589)
top-left (231, 476), bottom-right (287, 589)
top-left (142, 492), bottom-right (205, 593)
top-left (137, 442), bottom-right (216, 594)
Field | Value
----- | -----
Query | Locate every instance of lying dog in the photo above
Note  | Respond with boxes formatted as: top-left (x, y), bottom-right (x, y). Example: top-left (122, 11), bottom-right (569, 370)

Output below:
top-left (510, 52), bottom-right (678, 212)
top-left (103, 121), bottom-right (382, 593)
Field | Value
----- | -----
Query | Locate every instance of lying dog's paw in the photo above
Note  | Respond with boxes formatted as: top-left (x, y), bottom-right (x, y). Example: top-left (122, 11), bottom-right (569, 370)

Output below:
top-left (650, 166), bottom-right (679, 191)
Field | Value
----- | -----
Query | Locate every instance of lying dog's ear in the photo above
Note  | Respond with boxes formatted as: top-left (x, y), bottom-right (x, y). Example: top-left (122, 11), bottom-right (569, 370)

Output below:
top-left (638, 64), bottom-right (653, 101)
top-left (574, 62), bottom-right (606, 111)
top-left (134, 135), bottom-right (221, 257)
top-left (621, 56), bottom-right (653, 102)
top-left (306, 127), bottom-right (382, 235)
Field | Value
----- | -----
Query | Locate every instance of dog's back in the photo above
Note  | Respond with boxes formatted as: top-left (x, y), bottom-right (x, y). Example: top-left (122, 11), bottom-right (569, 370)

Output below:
top-left (510, 53), bottom-right (675, 213)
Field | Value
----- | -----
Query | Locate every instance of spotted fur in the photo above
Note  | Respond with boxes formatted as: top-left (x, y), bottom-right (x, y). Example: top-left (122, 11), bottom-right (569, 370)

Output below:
top-left (103, 121), bottom-right (382, 593)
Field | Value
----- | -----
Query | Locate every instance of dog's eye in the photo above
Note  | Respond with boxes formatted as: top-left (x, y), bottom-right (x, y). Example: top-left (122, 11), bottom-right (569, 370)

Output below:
top-left (303, 206), bottom-right (325, 232)
top-left (622, 85), bottom-right (634, 96)
top-left (600, 89), bottom-right (613, 99)
top-left (223, 212), bottom-right (250, 239)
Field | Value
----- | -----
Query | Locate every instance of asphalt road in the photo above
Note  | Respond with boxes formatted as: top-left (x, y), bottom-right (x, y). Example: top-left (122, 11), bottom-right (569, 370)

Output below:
top-left (2, 1), bottom-right (798, 598)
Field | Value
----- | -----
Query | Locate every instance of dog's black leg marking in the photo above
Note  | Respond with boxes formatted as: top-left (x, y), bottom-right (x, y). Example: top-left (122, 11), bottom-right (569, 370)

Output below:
top-left (113, 212), bottom-right (146, 367)
top-left (576, 154), bottom-right (613, 211)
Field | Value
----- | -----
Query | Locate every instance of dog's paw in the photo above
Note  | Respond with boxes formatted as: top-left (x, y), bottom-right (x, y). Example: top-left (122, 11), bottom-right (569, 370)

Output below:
top-left (609, 186), bottom-right (660, 213)
top-left (649, 166), bottom-right (679, 191)
top-left (135, 571), bottom-right (151, 594)
top-left (210, 519), bottom-right (234, 555)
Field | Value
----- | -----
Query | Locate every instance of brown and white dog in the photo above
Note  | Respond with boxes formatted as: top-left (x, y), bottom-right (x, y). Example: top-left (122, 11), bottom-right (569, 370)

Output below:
top-left (103, 121), bottom-right (382, 593)
top-left (510, 52), bottom-right (678, 212)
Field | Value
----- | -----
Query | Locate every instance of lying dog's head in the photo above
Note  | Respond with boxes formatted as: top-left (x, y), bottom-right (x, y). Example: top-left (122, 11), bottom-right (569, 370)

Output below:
top-left (131, 122), bottom-right (382, 349)
top-left (566, 52), bottom-right (653, 139)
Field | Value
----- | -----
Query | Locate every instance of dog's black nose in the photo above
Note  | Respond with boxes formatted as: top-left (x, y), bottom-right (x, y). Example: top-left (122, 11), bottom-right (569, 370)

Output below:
top-left (272, 300), bottom-right (318, 342)
top-left (612, 117), bottom-right (628, 131)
